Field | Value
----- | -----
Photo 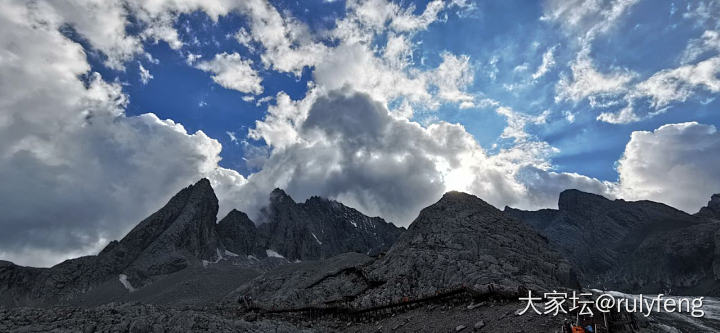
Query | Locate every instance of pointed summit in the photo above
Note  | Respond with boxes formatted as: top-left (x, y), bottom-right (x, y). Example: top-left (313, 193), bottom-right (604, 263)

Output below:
top-left (269, 187), bottom-right (295, 205)
top-left (217, 209), bottom-right (262, 257)
top-left (0, 179), bottom-right (223, 305)
top-left (100, 178), bottom-right (221, 285)
top-left (257, 189), bottom-right (403, 261)
top-left (437, 191), bottom-right (496, 210)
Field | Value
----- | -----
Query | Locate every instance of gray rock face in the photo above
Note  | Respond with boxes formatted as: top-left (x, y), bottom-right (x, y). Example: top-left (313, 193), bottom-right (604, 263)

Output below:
top-left (217, 209), bottom-right (263, 257)
top-left (365, 192), bottom-right (578, 300)
top-left (505, 189), bottom-right (720, 295)
top-left (254, 189), bottom-right (404, 261)
top-left (105, 178), bottom-right (222, 285)
top-left (697, 194), bottom-right (720, 219)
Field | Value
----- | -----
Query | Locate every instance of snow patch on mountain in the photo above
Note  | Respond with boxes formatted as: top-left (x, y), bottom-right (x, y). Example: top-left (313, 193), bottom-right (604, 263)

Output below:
top-left (266, 249), bottom-right (285, 259)
top-left (118, 274), bottom-right (136, 292)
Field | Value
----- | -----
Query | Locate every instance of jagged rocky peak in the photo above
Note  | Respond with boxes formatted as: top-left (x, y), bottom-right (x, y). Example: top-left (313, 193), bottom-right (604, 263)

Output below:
top-left (101, 178), bottom-right (217, 254)
top-left (216, 209), bottom-right (262, 257)
top-left (101, 177), bottom-right (222, 284)
top-left (256, 188), bottom-right (404, 261)
top-left (696, 193), bottom-right (720, 219)
top-left (0, 178), bottom-right (224, 306)
top-left (269, 187), bottom-right (294, 205)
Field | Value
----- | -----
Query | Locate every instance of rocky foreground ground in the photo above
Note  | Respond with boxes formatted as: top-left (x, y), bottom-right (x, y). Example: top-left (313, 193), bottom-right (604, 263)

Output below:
top-left (0, 300), bottom-right (573, 333)
top-left (7, 299), bottom-right (716, 332)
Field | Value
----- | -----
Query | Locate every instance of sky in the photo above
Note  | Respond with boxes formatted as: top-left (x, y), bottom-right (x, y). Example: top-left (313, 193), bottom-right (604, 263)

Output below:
top-left (1, 0), bottom-right (720, 267)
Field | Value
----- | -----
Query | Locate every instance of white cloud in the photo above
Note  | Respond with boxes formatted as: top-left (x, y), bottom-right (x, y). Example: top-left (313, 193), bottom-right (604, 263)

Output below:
top-left (429, 52), bottom-right (475, 105)
top-left (546, 0), bottom-right (720, 124)
top-left (495, 107), bottom-right (550, 143)
top-left (196, 52), bottom-right (263, 94)
top-left (240, 88), bottom-right (612, 225)
top-left (563, 110), bottom-right (576, 123)
top-left (389, 0), bottom-right (446, 32)
top-left (596, 103), bottom-right (639, 124)
top-left (185, 52), bottom-right (202, 65)
top-left (0, 0), bottom-right (246, 266)
top-left (555, 48), bottom-right (636, 103)
top-left (138, 62), bottom-right (153, 85)
top-left (617, 122), bottom-right (720, 213)
top-left (682, 1), bottom-right (720, 29)
top-left (680, 30), bottom-right (720, 63)
top-left (313, 42), bottom-right (431, 108)
top-left (532, 45), bottom-right (557, 80)
top-left (226, 131), bottom-right (239, 144)
top-left (232, 0), bottom-right (328, 75)
top-left (635, 56), bottom-right (720, 109)
top-left (596, 54), bottom-right (720, 124)
top-left (542, 0), bottom-right (639, 42)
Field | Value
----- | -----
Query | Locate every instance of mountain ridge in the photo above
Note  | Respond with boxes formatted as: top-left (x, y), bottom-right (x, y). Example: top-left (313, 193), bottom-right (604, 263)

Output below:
top-left (505, 189), bottom-right (720, 295)
top-left (0, 179), bottom-right (404, 307)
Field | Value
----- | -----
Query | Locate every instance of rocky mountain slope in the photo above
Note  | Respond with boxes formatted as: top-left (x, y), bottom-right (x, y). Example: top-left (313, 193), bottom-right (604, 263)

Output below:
top-left (505, 190), bottom-right (720, 295)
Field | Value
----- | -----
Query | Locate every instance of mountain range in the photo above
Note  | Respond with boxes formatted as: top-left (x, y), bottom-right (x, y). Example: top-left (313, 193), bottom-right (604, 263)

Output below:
top-left (2, 179), bottom-right (720, 331)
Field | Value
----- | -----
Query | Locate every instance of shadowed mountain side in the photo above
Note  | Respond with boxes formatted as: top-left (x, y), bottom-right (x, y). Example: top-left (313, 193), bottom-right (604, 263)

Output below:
top-left (505, 190), bottom-right (720, 295)
top-left (251, 189), bottom-right (404, 261)
top-left (217, 209), bottom-right (264, 257)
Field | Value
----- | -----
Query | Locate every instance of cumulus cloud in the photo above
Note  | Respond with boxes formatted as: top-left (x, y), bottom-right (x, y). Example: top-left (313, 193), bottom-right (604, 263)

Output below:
top-left (234, 88), bottom-right (614, 225)
top-left (230, 0), bottom-right (328, 75)
top-left (617, 122), bottom-right (720, 213)
top-left (0, 0), bottom-right (245, 266)
top-left (196, 52), bottom-right (263, 94)
top-left (313, 42), bottom-right (430, 108)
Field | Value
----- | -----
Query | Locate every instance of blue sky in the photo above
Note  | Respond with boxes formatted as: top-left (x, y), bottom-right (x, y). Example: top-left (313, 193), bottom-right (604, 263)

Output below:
top-left (3, 0), bottom-right (720, 266)
top-left (79, 0), bottom-right (719, 181)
